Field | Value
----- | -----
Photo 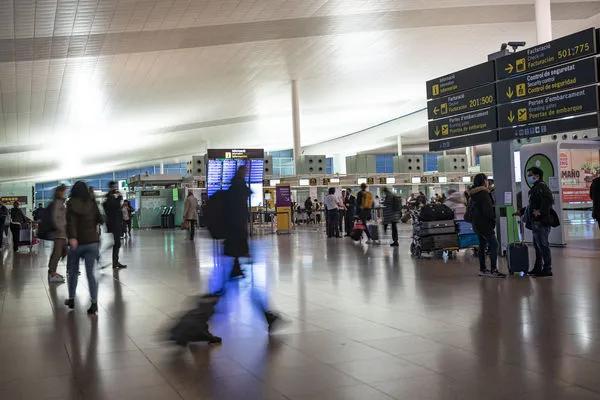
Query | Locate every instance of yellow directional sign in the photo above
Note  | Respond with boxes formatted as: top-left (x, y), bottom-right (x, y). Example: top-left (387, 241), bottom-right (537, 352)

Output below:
top-left (506, 87), bottom-right (514, 99)
top-left (434, 126), bottom-right (440, 136)
top-left (516, 83), bottom-right (526, 97)
top-left (433, 106), bottom-right (439, 115)
top-left (441, 124), bottom-right (449, 135)
top-left (516, 58), bottom-right (526, 73)
top-left (432, 84), bottom-right (439, 96)
top-left (440, 103), bottom-right (448, 115)
top-left (505, 64), bottom-right (514, 74)
top-left (517, 108), bottom-right (527, 122)
top-left (508, 111), bottom-right (515, 123)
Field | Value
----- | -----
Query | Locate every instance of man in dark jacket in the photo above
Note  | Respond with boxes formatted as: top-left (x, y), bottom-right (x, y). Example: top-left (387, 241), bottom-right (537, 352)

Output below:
top-left (590, 176), bottom-right (600, 227)
top-left (344, 189), bottom-right (356, 236)
top-left (468, 173), bottom-right (504, 278)
top-left (103, 181), bottom-right (127, 269)
top-left (518, 167), bottom-right (554, 277)
top-left (226, 167), bottom-right (251, 278)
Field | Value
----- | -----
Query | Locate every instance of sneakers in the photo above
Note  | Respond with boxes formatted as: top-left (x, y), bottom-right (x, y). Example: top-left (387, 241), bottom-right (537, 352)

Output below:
top-left (479, 269), bottom-right (506, 278)
top-left (534, 270), bottom-right (553, 278)
top-left (489, 270), bottom-right (506, 278)
top-left (64, 299), bottom-right (75, 309)
top-left (48, 273), bottom-right (65, 283)
top-left (87, 302), bottom-right (98, 315)
top-left (390, 241), bottom-right (399, 247)
top-left (113, 263), bottom-right (127, 269)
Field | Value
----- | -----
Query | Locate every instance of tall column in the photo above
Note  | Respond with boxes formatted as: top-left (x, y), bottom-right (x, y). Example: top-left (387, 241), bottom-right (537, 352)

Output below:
top-left (160, 160), bottom-right (164, 174)
top-left (466, 146), bottom-right (477, 168)
top-left (291, 80), bottom-right (302, 169)
top-left (535, 0), bottom-right (552, 44)
top-left (397, 136), bottom-right (403, 156)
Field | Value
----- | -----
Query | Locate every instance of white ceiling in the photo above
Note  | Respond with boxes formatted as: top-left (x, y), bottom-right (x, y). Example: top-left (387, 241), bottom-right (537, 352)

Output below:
top-left (1, 0), bottom-right (600, 182)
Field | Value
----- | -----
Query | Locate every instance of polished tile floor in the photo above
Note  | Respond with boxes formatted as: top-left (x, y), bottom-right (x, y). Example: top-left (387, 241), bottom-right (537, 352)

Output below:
top-left (1, 225), bottom-right (600, 400)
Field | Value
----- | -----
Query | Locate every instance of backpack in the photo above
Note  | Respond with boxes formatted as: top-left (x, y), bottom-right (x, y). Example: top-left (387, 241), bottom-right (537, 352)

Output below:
top-left (361, 191), bottom-right (374, 209)
top-left (36, 202), bottom-right (55, 240)
top-left (205, 190), bottom-right (229, 240)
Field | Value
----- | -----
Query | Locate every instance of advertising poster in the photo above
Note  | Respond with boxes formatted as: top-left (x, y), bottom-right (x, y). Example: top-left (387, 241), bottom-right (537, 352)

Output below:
top-left (275, 184), bottom-right (292, 233)
top-left (560, 150), bottom-right (600, 204)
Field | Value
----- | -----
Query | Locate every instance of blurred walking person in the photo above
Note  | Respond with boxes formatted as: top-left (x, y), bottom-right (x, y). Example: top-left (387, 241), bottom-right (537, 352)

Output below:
top-left (64, 181), bottom-right (104, 314)
top-left (122, 200), bottom-right (133, 238)
top-left (48, 184), bottom-right (68, 283)
top-left (103, 181), bottom-right (127, 269)
top-left (226, 166), bottom-right (251, 279)
top-left (183, 192), bottom-right (198, 240)
top-left (0, 201), bottom-right (8, 248)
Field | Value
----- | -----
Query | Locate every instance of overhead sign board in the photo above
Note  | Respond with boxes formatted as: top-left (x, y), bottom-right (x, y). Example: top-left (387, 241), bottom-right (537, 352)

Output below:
top-left (498, 113), bottom-right (599, 141)
top-left (428, 108), bottom-right (497, 140)
top-left (497, 85), bottom-right (599, 128)
top-left (496, 57), bottom-right (598, 104)
top-left (496, 28), bottom-right (597, 80)
top-left (429, 131), bottom-right (499, 152)
top-left (426, 61), bottom-right (495, 99)
top-left (207, 149), bottom-right (265, 159)
top-left (427, 83), bottom-right (496, 120)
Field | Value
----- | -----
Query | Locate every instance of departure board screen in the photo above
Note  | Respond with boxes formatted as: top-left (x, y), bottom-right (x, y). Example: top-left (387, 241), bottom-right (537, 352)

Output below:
top-left (206, 150), bottom-right (265, 206)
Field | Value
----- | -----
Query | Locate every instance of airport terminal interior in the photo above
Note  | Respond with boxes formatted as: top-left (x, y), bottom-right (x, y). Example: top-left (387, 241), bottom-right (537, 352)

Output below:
top-left (5, 1), bottom-right (600, 399)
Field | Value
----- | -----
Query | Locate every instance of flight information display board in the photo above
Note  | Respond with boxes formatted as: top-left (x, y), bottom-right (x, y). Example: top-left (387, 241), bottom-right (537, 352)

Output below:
top-left (206, 150), bottom-right (265, 207)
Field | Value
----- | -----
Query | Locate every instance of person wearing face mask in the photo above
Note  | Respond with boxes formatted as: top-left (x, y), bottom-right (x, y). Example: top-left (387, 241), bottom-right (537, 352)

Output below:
top-left (516, 167), bottom-right (554, 277)
top-left (467, 173), bottom-right (504, 278)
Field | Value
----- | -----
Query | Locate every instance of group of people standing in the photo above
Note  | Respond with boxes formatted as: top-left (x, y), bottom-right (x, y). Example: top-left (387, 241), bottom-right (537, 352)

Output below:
top-left (467, 167), bottom-right (555, 277)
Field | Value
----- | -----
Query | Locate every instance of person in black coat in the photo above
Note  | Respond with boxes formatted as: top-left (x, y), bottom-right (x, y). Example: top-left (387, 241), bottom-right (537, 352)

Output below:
top-left (225, 166), bottom-right (251, 278)
top-left (516, 166), bottom-right (554, 277)
top-left (468, 173), bottom-right (504, 278)
top-left (103, 181), bottom-right (127, 269)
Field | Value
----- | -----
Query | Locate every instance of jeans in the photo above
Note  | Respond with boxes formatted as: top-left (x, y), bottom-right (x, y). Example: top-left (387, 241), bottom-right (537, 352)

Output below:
top-left (67, 242), bottom-right (99, 302)
top-left (476, 232), bottom-right (498, 270)
top-left (48, 238), bottom-right (68, 274)
top-left (327, 209), bottom-right (339, 237)
top-left (188, 219), bottom-right (196, 240)
top-left (384, 223), bottom-right (398, 242)
top-left (10, 223), bottom-right (20, 251)
top-left (532, 221), bottom-right (552, 272)
top-left (338, 209), bottom-right (345, 233)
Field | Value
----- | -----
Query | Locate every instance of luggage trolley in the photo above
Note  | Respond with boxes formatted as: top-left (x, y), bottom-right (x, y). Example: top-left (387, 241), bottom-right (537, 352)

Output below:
top-left (409, 205), bottom-right (459, 259)
top-left (18, 222), bottom-right (40, 252)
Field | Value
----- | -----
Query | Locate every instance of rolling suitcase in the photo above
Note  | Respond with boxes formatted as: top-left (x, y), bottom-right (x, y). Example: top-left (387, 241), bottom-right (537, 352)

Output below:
top-left (414, 225), bottom-right (456, 236)
top-left (507, 217), bottom-right (529, 274)
top-left (368, 224), bottom-right (380, 241)
top-left (420, 234), bottom-right (459, 251)
top-left (419, 204), bottom-right (455, 221)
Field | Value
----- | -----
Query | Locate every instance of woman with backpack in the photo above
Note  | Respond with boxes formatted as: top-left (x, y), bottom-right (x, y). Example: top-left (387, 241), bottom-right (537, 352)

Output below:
top-left (467, 173), bottom-right (505, 278)
top-left (382, 187), bottom-right (400, 247)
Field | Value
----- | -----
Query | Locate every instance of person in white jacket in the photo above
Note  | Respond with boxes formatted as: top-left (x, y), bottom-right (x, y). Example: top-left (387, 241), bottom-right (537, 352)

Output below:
top-left (444, 189), bottom-right (467, 220)
top-left (183, 192), bottom-right (198, 240)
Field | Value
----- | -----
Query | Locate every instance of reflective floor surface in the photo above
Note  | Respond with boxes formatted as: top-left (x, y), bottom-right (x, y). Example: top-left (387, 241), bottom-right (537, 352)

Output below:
top-left (1, 226), bottom-right (600, 399)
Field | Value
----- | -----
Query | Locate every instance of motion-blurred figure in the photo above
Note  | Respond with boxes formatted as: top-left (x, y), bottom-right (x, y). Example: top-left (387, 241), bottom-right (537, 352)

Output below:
top-left (103, 181), bottom-right (127, 269)
top-left (183, 192), bottom-right (198, 240)
top-left (48, 184), bottom-right (68, 283)
top-left (225, 166), bottom-right (251, 279)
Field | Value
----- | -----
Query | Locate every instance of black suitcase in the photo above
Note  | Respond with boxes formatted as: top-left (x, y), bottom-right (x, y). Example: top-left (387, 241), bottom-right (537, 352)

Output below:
top-left (507, 243), bottom-right (529, 274)
top-left (414, 225), bottom-right (456, 236)
top-left (507, 216), bottom-right (530, 274)
top-left (419, 204), bottom-right (455, 222)
top-left (420, 220), bottom-right (455, 229)
top-left (368, 224), bottom-right (380, 241)
top-left (169, 295), bottom-right (222, 346)
top-left (420, 234), bottom-right (459, 250)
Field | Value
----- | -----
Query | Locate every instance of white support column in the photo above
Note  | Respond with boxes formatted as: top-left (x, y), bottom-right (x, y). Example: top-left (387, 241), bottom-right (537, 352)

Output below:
top-left (397, 136), bottom-right (403, 156)
top-left (332, 154), bottom-right (347, 175)
top-left (466, 146), bottom-right (477, 167)
top-left (160, 160), bottom-right (164, 174)
top-left (291, 80), bottom-right (302, 169)
top-left (535, 0), bottom-right (552, 44)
